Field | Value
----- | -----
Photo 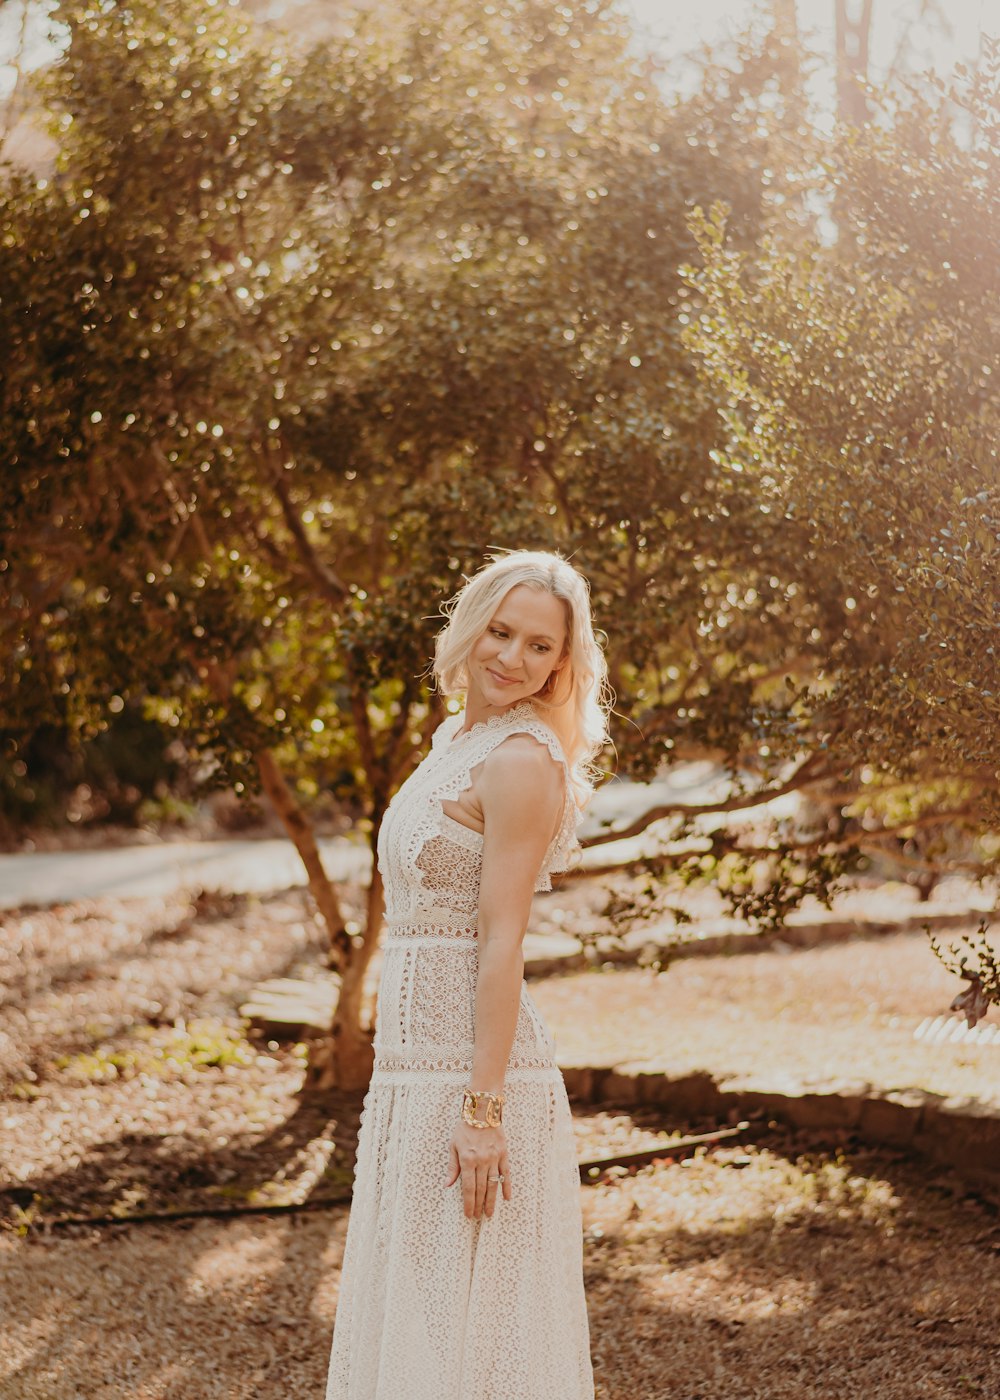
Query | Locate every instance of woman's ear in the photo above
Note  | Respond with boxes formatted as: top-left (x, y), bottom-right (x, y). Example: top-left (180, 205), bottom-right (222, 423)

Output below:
top-left (548, 657), bottom-right (570, 691)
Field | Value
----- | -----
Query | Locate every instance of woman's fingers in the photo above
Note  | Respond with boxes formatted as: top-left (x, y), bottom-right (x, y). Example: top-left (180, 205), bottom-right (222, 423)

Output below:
top-left (461, 1162), bottom-right (478, 1219)
top-left (483, 1170), bottom-right (500, 1219)
top-left (475, 1164), bottom-right (489, 1219)
top-left (460, 1158), bottom-right (507, 1219)
top-left (444, 1141), bottom-right (460, 1189)
top-left (499, 1150), bottom-right (512, 1202)
top-left (455, 1128), bottom-right (508, 1218)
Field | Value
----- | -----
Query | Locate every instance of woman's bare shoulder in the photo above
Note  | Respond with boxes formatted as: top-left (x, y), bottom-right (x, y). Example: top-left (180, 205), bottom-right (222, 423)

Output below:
top-left (485, 730), bottom-right (565, 777)
top-left (478, 733), bottom-right (565, 825)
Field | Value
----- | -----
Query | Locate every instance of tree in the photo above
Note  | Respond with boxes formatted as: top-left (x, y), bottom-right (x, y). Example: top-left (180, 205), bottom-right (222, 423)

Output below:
top-left (834, 0), bottom-right (875, 123)
top-left (3, 0), bottom-right (809, 1086)
top-left (684, 42), bottom-right (1000, 1008)
top-left (6, 0), bottom-right (990, 1093)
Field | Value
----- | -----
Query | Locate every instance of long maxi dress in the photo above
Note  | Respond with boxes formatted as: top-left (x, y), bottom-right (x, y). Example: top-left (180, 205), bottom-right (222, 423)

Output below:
top-left (325, 698), bottom-right (596, 1400)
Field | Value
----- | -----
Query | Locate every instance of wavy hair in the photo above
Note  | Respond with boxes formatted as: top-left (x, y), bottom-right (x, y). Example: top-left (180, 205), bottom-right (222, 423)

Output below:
top-left (430, 549), bottom-right (613, 808)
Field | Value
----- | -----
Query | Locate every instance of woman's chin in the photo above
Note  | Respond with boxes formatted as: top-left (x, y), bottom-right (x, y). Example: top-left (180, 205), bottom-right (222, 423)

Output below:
top-left (482, 673), bottom-right (526, 699)
top-left (491, 688), bottom-right (526, 705)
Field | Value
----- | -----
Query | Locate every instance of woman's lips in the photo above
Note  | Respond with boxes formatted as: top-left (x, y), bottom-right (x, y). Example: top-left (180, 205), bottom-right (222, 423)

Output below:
top-left (487, 668), bottom-right (520, 686)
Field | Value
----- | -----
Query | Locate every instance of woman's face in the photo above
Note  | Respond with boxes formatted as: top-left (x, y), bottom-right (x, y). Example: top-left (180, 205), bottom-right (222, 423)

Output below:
top-left (467, 584), bottom-right (569, 709)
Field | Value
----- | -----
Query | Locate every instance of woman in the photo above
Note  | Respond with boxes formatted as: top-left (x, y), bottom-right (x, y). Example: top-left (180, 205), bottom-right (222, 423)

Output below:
top-left (326, 548), bottom-right (612, 1400)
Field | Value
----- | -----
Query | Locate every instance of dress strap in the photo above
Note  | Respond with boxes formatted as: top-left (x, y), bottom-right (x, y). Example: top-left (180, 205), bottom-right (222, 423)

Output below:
top-left (443, 701), bottom-right (582, 888)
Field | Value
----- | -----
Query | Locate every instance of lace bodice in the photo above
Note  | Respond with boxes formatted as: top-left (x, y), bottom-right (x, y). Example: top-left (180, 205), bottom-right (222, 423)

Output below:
top-left (370, 699), bottom-right (583, 1078)
top-left (376, 699), bottom-right (582, 930)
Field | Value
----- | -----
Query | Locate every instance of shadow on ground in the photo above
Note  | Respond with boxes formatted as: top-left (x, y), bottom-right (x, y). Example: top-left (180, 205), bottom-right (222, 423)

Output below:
top-left (1, 1090), bottom-right (365, 1226)
top-left (3, 1106), bottom-right (1000, 1400)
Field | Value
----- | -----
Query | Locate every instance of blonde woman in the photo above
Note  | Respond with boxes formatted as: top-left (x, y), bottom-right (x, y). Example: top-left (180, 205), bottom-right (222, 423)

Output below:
top-left (326, 548), bottom-right (612, 1400)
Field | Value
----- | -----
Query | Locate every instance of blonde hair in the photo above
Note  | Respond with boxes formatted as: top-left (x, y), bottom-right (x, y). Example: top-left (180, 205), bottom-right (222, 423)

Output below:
top-left (430, 549), bottom-right (613, 808)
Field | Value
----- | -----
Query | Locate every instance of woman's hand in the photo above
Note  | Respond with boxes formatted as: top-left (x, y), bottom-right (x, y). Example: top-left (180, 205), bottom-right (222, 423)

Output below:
top-left (445, 1120), bottom-right (513, 1220)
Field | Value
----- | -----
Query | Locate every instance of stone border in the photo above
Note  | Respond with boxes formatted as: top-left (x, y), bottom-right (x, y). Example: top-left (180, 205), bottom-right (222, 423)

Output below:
top-left (560, 1064), bottom-right (1000, 1202)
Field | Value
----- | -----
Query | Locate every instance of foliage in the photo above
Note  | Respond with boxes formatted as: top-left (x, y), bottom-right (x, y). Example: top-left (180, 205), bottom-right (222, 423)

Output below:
top-left (685, 47), bottom-right (1000, 801)
top-left (3, 0), bottom-right (996, 1071)
top-left (0, 0), bottom-right (827, 784)
top-left (684, 43), bottom-right (1000, 1003)
top-left (927, 923), bottom-right (1000, 1027)
top-left (0, 699), bottom-right (191, 842)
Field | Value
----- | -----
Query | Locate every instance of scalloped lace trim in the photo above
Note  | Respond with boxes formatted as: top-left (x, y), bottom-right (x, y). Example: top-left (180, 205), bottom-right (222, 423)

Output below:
top-left (383, 921), bottom-right (479, 944)
top-left (372, 1049), bottom-right (560, 1074)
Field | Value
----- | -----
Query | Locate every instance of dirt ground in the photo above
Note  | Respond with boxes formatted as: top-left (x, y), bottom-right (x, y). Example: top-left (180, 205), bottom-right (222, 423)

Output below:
top-left (3, 1120), bottom-right (999, 1400)
top-left (532, 927), bottom-right (1000, 1105)
top-left (2, 881), bottom-right (996, 1227)
top-left (2, 879), bottom-right (999, 1398)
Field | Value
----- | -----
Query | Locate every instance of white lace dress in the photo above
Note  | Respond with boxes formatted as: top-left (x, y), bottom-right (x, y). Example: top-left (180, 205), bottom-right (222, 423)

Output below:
top-left (325, 699), bottom-right (595, 1400)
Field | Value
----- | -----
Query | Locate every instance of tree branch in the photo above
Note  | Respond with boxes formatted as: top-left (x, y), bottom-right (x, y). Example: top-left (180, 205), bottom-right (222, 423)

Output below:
top-left (265, 437), bottom-right (350, 604)
top-left (582, 751), bottom-right (834, 848)
top-left (569, 804), bottom-right (994, 881)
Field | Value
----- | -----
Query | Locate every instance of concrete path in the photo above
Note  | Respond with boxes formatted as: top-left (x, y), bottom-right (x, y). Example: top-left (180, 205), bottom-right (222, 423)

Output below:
top-left (1, 761), bottom-right (753, 912)
top-left (0, 836), bottom-right (372, 911)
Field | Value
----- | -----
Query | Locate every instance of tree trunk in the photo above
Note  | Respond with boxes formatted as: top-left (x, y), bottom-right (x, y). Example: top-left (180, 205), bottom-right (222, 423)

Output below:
top-left (305, 862), bottom-right (384, 1094)
top-left (770, 0), bottom-right (799, 37)
top-left (254, 745), bottom-right (384, 1092)
top-left (834, 0), bottom-right (875, 125)
top-left (254, 746), bottom-right (354, 971)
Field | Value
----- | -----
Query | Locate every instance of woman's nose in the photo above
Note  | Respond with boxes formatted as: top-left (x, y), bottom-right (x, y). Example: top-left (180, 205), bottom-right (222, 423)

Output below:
top-left (498, 640), bottom-right (522, 668)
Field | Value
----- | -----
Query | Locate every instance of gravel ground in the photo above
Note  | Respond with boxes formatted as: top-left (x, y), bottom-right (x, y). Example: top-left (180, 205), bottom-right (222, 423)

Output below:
top-left (0, 888), bottom-right (368, 1225)
top-left (2, 885), bottom-right (997, 1227)
top-left (2, 1122), bottom-right (998, 1400)
top-left (534, 927), bottom-right (1000, 1104)
top-left (0, 887), bottom-right (332, 1087)
top-left (2, 879), bottom-right (999, 1398)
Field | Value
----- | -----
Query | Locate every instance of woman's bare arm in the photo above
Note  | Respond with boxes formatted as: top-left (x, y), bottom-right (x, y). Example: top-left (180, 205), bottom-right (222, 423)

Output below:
top-left (470, 734), bottom-right (564, 1093)
top-left (443, 733), bottom-right (565, 1220)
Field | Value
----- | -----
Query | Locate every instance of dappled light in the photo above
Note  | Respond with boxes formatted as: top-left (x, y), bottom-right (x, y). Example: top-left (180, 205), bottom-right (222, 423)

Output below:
top-left (1, 0), bottom-right (999, 1396)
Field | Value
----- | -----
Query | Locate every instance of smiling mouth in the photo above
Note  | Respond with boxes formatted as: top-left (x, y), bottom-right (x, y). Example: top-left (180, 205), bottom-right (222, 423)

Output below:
top-left (488, 668), bottom-right (521, 685)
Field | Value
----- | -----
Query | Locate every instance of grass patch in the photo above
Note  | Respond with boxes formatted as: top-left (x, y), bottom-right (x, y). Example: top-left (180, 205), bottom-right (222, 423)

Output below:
top-left (53, 1018), bottom-right (257, 1083)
